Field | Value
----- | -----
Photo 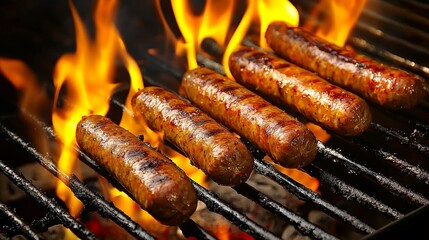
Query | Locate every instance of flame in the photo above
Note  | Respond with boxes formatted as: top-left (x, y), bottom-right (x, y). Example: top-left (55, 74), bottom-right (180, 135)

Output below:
top-left (257, 0), bottom-right (299, 49)
top-left (52, 0), bottom-right (134, 217)
top-left (306, 123), bottom-right (331, 143)
top-left (213, 224), bottom-right (230, 240)
top-left (167, 0), bottom-right (298, 77)
top-left (170, 0), bottom-right (236, 70)
top-left (51, 0), bottom-right (206, 232)
top-left (264, 156), bottom-right (319, 192)
top-left (303, 0), bottom-right (367, 46)
top-left (0, 58), bottom-right (50, 153)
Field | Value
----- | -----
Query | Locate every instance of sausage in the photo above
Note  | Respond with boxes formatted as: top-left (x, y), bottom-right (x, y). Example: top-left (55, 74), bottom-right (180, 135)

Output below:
top-left (229, 46), bottom-right (372, 136)
top-left (181, 67), bottom-right (317, 168)
top-left (266, 21), bottom-right (427, 109)
top-left (75, 115), bottom-right (197, 226)
top-left (131, 86), bottom-right (254, 186)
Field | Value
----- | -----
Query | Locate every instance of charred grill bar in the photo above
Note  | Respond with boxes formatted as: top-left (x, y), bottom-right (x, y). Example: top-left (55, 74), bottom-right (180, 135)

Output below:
top-left (1, 0), bottom-right (429, 239)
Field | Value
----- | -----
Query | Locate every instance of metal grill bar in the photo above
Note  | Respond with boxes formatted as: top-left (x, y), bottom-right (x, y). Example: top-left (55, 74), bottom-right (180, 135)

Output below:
top-left (0, 159), bottom-right (95, 240)
top-left (233, 183), bottom-right (339, 240)
top-left (348, 36), bottom-right (429, 79)
top-left (370, 122), bottom-right (429, 157)
top-left (339, 136), bottom-right (429, 185)
top-left (252, 154), bottom-right (375, 234)
top-left (30, 213), bottom-right (59, 235)
top-left (0, 202), bottom-right (40, 240)
top-left (178, 219), bottom-right (217, 240)
top-left (0, 121), bottom-right (155, 240)
top-left (317, 141), bottom-right (429, 206)
top-left (303, 164), bottom-right (403, 220)
top-left (191, 181), bottom-right (281, 240)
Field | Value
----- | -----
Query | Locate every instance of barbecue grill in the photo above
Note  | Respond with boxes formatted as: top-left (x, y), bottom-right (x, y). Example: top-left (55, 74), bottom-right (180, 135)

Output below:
top-left (1, 0), bottom-right (428, 239)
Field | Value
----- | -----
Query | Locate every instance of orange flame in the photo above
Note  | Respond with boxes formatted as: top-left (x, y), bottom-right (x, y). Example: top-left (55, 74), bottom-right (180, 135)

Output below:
top-left (164, 1), bottom-right (320, 194)
top-left (167, 0), bottom-right (298, 77)
top-left (256, 0), bottom-right (299, 49)
top-left (304, 0), bottom-right (367, 46)
top-left (52, 0), bottom-right (135, 217)
top-left (170, 0), bottom-right (236, 70)
top-left (306, 123), bottom-right (331, 143)
top-left (51, 0), bottom-right (206, 234)
top-left (0, 58), bottom-right (50, 153)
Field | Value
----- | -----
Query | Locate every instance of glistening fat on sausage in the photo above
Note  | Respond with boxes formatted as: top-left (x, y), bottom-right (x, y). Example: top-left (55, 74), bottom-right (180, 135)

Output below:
top-left (132, 86), bottom-right (254, 186)
top-left (181, 67), bottom-right (317, 169)
top-left (75, 115), bottom-right (197, 226)
top-left (266, 21), bottom-right (427, 109)
top-left (229, 46), bottom-right (372, 136)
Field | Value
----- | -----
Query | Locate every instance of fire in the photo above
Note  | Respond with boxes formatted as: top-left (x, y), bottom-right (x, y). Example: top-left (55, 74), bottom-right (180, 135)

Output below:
top-left (163, 0), bottom-right (318, 190)
top-left (52, 0), bottom-right (206, 236)
top-left (303, 0), bottom-right (367, 46)
top-left (306, 123), bottom-right (331, 143)
top-left (256, 0), bottom-right (299, 49)
top-left (167, 0), bottom-right (298, 77)
top-left (170, 0), bottom-right (236, 70)
top-left (0, 58), bottom-right (50, 153)
top-left (52, 0), bottom-right (121, 217)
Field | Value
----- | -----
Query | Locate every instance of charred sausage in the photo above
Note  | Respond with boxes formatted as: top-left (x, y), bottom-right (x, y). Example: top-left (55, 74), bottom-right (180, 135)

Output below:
top-left (75, 115), bottom-right (197, 226)
top-left (266, 21), bottom-right (427, 109)
top-left (229, 46), bottom-right (372, 136)
top-left (181, 67), bottom-right (317, 168)
top-left (132, 86), bottom-right (254, 186)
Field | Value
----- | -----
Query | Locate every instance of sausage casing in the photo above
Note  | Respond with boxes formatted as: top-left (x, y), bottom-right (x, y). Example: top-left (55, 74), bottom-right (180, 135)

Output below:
top-left (132, 86), bottom-right (254, 186)
top-left (182, 67), bottom-right (317, 168)
top-left (266, 21), bottom-right (427, 109)
top-left (229, 46), bottom-right (372, 136)
top-left (75, 115), bottom-right (197, 226)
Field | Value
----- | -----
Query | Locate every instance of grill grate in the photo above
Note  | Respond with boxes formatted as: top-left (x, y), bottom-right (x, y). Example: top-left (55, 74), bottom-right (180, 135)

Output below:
top-left (0, 158), bottom-right (95, 240)
top-left (1, 0), bottom-right (429, 239)
top-left (0, 202), bottom-right (40, 240)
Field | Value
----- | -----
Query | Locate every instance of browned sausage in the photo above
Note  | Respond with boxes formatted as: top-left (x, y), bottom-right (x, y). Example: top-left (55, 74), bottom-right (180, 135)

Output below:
top-left (229, 46), bottom-right (372, 136)
top-left (75, 115), bottom-right (197, 226)
top-left (131, 86), bottom-right (254, 186)
top-left (266, 21), bottom-right (427, 109)
top-left (181, 67), bottom-right (317, 169)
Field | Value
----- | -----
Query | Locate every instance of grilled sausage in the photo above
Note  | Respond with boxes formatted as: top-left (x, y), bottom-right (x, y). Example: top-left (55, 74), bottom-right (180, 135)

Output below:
top-left (132, 86), bottom-right (254, 186)
top-left (75, 115), bottom-right (197, 226)
top-left (266, 21), bottom-right (427, 109)
top-left (229, 46), bottom-right (372, 136)
top-left (182, 67), bottom-right (317, 168)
